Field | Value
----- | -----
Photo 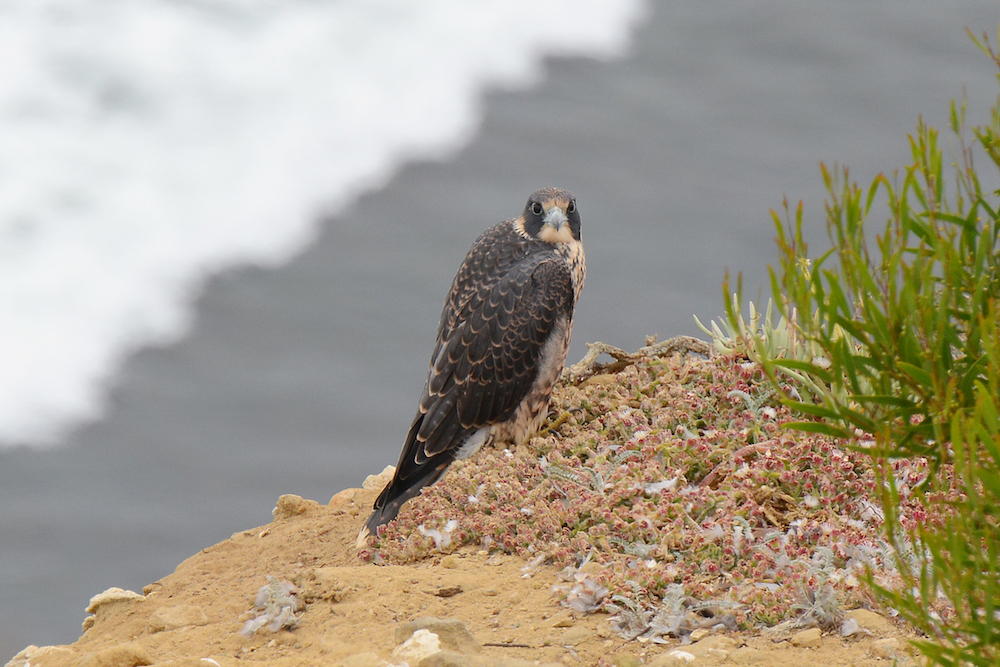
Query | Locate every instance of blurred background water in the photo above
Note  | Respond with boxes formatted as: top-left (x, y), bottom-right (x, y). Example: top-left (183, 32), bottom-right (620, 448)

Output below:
top-left (1, 0), bottom-right (997, 659)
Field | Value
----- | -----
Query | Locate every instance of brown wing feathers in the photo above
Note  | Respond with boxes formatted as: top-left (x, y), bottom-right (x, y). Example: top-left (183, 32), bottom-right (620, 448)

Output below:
top-left (360, 189), bottom-right (582, 543)
top-left (363, 241), bottom-right (571, 535)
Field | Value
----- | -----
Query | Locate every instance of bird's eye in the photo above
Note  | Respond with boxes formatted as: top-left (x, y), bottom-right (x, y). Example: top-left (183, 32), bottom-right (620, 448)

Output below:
top-left (567, 200), bottom-right (576, 213)
top-left (530, 202), bottom-right (544, 216)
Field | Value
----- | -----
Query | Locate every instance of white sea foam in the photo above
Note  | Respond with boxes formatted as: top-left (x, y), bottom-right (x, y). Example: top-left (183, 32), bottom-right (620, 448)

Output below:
top-left (0, 0), bottom-right (647, 446)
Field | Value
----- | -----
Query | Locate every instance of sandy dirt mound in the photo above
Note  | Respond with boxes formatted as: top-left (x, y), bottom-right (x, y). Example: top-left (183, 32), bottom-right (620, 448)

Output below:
top-left (7, 481), bottom-right (916, 667)
top-left (8, 346), bottom-right (926, 667)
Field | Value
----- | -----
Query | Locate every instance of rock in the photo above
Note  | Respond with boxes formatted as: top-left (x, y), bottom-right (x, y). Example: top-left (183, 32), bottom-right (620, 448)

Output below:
top-left (581, 374), bottom-right (618, 387)
top-left (5, 645), bottom-right (77, 667)
top-left (790, 628), bottom-right (822, 648)
top-left (149, 605), bottom-right (210, 632)
top-left (687, 634), bottom-right (737, 659)
top-left (871, 637), bottom-right (902, 659)
top-left (391, 629), bottom-right (440, 665)
top-left (560, 625), bottom-right (591, 646)
top-left (845, 609), bottom-right (893, 635)
top-left (648, 649), bottom-right (696, 667)
top-left (272, 494), bottom-right (320, 520)
top-left (688, 628), bottom-right (710, 642)
top-left (362, 466), bottom-right (396, 490)
top-left (550, 611), bottom-right (574, 628)
top-left (77, 643), bottom-right (153, 667)
top-left (440, 555), bottom-right (460, 569)
top-left (86, 588), bottom-right (146, 614)
top-left (839, 617), bottom-right (864, 637)
top-left (83, 588), bottom-right (147, 632)
top-left (328, 488), bottom-right (363, 508)
top-left (396, 617), bottom-right (481, 654)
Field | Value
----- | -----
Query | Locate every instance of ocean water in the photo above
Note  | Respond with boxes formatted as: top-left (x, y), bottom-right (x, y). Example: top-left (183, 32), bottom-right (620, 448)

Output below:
top-left (0, 0), bottom-right (646, 446)
top-left (2, 0), bottom-right (999, 661)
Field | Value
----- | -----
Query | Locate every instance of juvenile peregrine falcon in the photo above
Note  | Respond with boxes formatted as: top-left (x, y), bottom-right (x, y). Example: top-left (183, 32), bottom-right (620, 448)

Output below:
top-left (358, 187), bottom-right (586, 546)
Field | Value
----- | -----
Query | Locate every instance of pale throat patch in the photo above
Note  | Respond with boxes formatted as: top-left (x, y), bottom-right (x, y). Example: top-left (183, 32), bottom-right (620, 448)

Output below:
top-left (537, 222), bottom-right (575, 244)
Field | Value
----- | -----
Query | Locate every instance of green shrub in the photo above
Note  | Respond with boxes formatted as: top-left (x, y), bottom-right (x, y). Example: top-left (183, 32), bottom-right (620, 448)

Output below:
top-left (875, 306), bottom-right (1000, 666)
top-left (717, 31), bottom-right (1000, 665)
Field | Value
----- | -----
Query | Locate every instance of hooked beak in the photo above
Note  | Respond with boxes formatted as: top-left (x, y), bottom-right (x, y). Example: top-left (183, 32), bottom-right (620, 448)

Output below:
top-left (543, 205), bottom-right (568, 230)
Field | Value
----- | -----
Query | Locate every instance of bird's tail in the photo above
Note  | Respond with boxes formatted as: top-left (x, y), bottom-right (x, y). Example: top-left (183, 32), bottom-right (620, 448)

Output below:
top-left (355, 457), bottom-right (452, 549)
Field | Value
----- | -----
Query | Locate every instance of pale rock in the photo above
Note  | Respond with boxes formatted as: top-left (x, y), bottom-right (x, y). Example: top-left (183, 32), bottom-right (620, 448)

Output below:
top-left (790, 627), bottom-right (823, 648)
top-left (272, 494), bottom-right (320, 520)
top-left (648, 649), bottom-right (696, 667)
top-left (839, 617), bottom-right (864, 637)
top-left (391, 629), bottom-right (440, 665)
top-left (363, 466), bottom-right (396, 490)
top-left (149, 604), bottom-right (210, 632)
top-left (845, 609), bottom-right (894, 635)
top-left (396, 617), bottom-right (481, 654)
top-left (329, 488), bottom-right (363, 507)
top-left (581, 374), bottom-right (617, 387)
top-left (550, 611), bottom-right (574, 628)
top-left (440, 555), bottom-right (460, 569)
top-left (83, 588), bottom-right (147, 633)
top-left (5, 645), bottom-right (77, 667)
top-left (86, 588), bottom-right (146, 614)
top-left (687, 634), bottom-right (737, 659)
top-left (688, 628), bottom-right (710, 642)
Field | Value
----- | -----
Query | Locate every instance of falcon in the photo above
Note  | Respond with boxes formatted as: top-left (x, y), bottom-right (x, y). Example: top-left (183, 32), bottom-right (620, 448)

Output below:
top-left (358, 187), bottom-right (586, 546)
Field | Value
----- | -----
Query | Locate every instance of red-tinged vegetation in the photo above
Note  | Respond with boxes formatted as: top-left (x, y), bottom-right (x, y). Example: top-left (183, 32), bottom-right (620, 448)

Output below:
top-left (363, 350), bottom-right (960, 634)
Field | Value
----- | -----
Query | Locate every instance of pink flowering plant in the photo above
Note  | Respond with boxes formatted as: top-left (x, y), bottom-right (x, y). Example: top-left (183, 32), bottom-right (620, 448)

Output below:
top-left (722, 31), bottom-right (1000, 666)
top-left (364, 351), bottom-right (947, 637)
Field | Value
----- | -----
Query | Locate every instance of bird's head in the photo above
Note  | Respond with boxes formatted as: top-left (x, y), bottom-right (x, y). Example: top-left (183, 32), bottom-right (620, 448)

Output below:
top-left (519, 187), bottom-right (581, 244)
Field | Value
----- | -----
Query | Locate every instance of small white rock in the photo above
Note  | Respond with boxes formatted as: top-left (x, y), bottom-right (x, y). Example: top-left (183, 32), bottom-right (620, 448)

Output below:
top-left (85, 587), bottom-right (145, 614)
top-left (391, 629), bottom-right (441, 664)
top-left (790, 627), bottom-right (822, 648)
